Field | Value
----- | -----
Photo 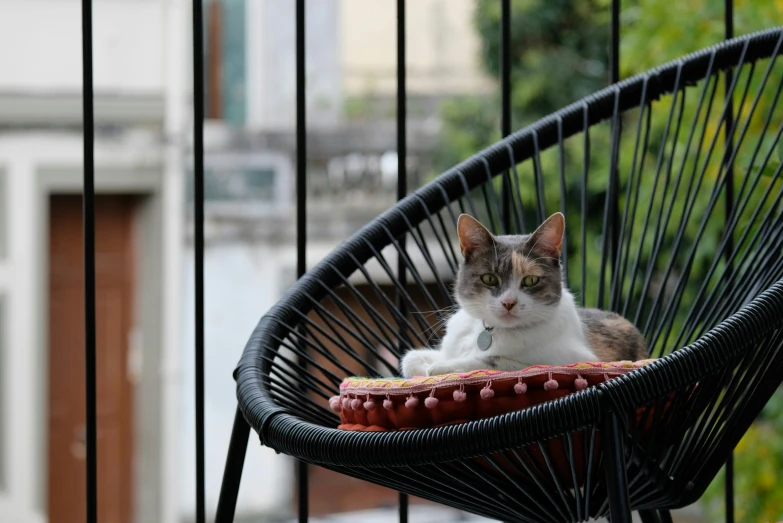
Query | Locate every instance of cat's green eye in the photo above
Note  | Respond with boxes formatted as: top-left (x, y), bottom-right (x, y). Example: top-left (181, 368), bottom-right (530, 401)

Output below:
top-left (480, 273), bottom-right (499, 286)
top-left (522, 275), bottom-right (540, 287)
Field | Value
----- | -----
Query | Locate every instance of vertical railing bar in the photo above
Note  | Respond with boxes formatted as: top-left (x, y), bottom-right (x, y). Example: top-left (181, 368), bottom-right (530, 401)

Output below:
top-left (191, 0), bottom-right (206, 520)
top-left (723, 2), bottom-right (735, 522)
top-left (295, 0), bottom-right (309, 521)
top-left (608, 0), bottom-right (621, 296)
top-left (396, 1), bottom-right (409, 521)
top-left (80, 1), bottom-right (97, 522)
top-left (500, 0), bottom-right (512, 233)
top-left (296, 0), bottom-right (306, 279)
top-left (610, 1), bottom-right (619, 85)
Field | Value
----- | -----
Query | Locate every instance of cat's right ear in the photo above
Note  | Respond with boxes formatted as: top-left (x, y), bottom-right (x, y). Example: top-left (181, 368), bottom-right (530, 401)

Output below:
top-left (457, 214), bottom-right (493, 260)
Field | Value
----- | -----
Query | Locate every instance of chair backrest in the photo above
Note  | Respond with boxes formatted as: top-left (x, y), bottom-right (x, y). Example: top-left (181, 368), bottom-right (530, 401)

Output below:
top-left (242, 28), bottom-right (783, 428)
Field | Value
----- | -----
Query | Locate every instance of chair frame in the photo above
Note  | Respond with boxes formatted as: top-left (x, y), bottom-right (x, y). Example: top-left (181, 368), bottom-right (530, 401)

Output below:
top-left (216, 28), bottom-right (783, 523)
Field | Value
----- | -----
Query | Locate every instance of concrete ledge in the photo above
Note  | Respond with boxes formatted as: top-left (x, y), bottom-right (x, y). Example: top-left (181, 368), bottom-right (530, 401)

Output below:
top-left (0, 92), bottom-right (164, 127)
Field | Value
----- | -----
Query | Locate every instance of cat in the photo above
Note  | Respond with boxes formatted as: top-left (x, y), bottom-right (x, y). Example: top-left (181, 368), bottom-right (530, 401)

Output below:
top-left (399, 212), bottom-right (647, 378)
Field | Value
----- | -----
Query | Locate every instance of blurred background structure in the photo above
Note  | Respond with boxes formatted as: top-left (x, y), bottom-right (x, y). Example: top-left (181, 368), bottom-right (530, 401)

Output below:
top-left (0, 1), bottom-right (781, 522)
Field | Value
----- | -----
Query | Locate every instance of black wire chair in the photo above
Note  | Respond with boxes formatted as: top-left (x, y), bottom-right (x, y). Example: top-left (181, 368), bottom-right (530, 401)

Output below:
top-left (219, 28), bottom-right (783, 523)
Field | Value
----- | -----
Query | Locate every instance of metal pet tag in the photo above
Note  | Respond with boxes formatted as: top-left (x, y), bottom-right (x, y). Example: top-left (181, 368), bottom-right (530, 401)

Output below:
top-left (477, 328), bottom-right (493, 351)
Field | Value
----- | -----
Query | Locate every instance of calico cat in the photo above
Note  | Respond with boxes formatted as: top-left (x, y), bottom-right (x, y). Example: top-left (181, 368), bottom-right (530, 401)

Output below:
top-left (400, 212), bottom-right (647, 378)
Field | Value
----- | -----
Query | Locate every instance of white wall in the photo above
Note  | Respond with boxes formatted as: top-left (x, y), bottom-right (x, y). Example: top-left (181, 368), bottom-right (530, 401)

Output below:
top-left (246, 0), bottom-right (342, 130)
top-left (0, 142), bottom-right (42, 523)
top-left (340, 0), bottom-right (493, 96)
top-left (244, 0), bottom-right (492, 130)
top-left (180, 241), bottom-right (296, 519)
top-left (0, 0), bottom-right (163, 94)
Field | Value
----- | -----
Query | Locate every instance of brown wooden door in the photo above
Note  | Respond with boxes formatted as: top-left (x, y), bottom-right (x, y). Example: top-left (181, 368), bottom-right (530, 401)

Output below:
top-left (48, 195), bottom-right (136, 523)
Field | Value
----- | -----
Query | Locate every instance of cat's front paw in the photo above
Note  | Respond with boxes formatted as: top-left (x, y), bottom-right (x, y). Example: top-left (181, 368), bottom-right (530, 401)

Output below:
top-left (426, 361), bottom-right (458, 376)
top-left (400, 350), bottom-right (439, 378)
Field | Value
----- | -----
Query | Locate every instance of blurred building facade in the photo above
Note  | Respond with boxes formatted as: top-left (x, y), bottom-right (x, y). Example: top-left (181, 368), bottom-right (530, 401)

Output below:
top-left (0, 1), bottom-right (491, 523)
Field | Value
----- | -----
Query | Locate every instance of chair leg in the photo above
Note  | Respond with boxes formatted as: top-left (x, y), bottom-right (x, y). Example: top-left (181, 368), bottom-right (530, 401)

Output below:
top-left (215, 407), bottom-right (251, 523)
top-left (602, 411), bottom-right (632, 523)
top-left (638, 509), bottom-right (673, 523)
top-left (638, 510), bottom-right (659, 523)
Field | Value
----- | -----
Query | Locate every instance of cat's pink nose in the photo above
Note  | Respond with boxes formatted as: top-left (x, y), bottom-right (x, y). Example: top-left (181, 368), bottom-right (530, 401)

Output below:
top-left (501, 298), bottom-right (517, 311)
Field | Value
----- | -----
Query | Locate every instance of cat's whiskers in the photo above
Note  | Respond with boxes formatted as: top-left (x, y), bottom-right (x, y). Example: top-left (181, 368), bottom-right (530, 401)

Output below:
top-left (492, 307), bottom-right (555, 328)
top-left (412, 304), bottom-right (460, 344)
top-left (524, 231), bottom-right (546, 258)
top-left (528, 255), bottom-right (559, 265)
top-left (476, 255), bottom-right (495, 270)
top-left (420, 315), bottom-right (454, 344)
top-left (412, 304), bottom-right (459, 318)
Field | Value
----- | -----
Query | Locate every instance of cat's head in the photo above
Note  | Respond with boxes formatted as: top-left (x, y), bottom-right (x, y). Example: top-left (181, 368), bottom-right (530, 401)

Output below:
top-left (455, 212), bottom-right (565, 329)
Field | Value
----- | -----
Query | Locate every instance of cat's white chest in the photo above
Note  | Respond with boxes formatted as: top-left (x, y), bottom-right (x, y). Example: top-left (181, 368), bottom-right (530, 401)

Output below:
top-left (439, 306), bottom-right (597, 369)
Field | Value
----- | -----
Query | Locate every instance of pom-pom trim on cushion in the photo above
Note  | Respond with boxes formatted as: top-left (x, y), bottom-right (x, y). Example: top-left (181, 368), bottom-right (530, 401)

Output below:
top-left (332, 360), bottom-right (655, 431)
top-left (340, 360), bottom-right (652, 395)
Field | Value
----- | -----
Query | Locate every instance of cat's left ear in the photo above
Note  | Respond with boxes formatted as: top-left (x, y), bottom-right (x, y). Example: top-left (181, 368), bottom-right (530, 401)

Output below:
top-left (528, 212), bottom-right (565, 258)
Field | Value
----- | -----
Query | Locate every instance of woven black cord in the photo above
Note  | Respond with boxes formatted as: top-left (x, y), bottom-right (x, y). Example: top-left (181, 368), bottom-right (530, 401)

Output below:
top-left (233, 29), bottom-right (783, 522)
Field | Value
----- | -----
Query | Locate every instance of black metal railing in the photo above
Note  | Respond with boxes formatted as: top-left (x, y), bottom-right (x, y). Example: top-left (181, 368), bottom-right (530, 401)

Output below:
top-left (74, 0), bottom-right (742, 522)
top-left (192, 2), bottom-right (207, 523)
top-left (295, 1), bottom-right (309, 521)
top-left (80, 2), bottom-right (97, 522)
top-left (395, 1), bottom-right (408, 520)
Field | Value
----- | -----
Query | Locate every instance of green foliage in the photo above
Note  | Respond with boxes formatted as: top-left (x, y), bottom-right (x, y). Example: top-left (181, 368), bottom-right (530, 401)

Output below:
top-left (435, 1), bottom-right (783, 517)
top-left (621, 5), bottom-right (783, 517)
top-left (435, 96), bottom-right (501, 173)
top-left (703, 389), bottom-right (783, 522)
top-left (475, 0), bottom-right (610, 123)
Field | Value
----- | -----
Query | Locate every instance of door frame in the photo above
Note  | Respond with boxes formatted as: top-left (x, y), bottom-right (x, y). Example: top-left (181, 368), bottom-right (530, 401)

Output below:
top-left (36, 166), bottom-right (165, 521)
top-left (34, 162), bottom-right (170, 523)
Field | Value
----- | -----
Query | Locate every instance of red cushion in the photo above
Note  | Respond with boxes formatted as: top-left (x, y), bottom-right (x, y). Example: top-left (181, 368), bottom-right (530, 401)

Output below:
top-left (329, 360), bottom-right (685, 490)
top-left (331, 360), bottom-right (656, 431)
